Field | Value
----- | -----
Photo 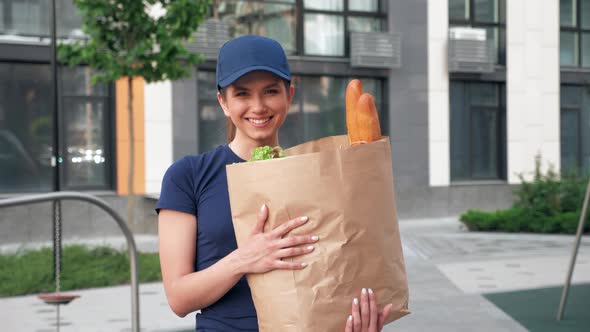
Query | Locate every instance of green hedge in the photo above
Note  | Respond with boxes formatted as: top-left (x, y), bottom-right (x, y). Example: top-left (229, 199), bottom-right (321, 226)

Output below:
top-left (460, 156), bottom-right (589, 234)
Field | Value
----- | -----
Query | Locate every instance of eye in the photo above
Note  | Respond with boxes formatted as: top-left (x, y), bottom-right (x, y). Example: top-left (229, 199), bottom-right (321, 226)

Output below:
top-left (265, 89), bottom-right (279, 95)
top-left (235, 91), bottom-right (248, 97)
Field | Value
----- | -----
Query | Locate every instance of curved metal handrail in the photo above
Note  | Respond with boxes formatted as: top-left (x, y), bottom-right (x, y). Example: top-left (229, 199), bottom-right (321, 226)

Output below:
top-left (0, 192), bottom-right (140, 332)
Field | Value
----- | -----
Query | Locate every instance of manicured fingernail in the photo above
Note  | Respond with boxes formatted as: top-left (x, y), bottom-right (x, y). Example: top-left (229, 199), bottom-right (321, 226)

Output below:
top-left (300, 216), bottom-right (309, 222)
top-left (353, 298), bottom-right (359, 305)
top-left (307, 245), bottom-right (314, 251)
top-left (368, 288), bottom-right (374, 295)
top-left (348, 315), bottom-right (353, 321)
top-left (362, 288), bottom-right (367, 295)
top-left (260, 204), bottom-right (266, 212)
top-left (311, 235), bottom-right (319, 241)
top-left (301, 262), bottom-right (308, 267)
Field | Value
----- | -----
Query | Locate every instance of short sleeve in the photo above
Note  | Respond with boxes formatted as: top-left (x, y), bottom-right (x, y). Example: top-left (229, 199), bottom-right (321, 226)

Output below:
top-left (155, 157), bottom-right (197, 215)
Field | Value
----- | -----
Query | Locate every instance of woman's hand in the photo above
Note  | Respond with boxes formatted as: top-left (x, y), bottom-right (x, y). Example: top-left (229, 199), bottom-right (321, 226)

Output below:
top-left (236, 204), bottom-right (318, 274)
top-left (345, 288), bottom-right (393, 332)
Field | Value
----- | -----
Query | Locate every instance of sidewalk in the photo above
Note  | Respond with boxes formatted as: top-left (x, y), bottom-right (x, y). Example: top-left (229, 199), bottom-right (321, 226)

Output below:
top-left (0, 217), bottom-right (589, 331)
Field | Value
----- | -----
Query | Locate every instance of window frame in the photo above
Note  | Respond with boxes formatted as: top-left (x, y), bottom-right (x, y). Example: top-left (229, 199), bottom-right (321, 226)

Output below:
top-left (296, 0), bottom-right (387, 57)
top-left (449, 0), bottom-right (506, 66)
top-left (560, 0), bottom-right (590, 68)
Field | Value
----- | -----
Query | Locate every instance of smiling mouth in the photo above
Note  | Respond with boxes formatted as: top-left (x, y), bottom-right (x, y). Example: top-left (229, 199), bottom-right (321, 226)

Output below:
top-left (247, 116), bottom-right (273, 125)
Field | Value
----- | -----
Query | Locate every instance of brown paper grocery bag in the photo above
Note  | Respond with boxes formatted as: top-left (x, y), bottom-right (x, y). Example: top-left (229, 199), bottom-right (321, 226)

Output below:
top-left (226, 135), bottom-right (409, 332)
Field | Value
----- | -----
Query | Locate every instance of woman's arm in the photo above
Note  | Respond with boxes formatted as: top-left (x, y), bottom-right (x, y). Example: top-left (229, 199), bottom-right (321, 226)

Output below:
top-left (159, 204), bottom-right (318, 317)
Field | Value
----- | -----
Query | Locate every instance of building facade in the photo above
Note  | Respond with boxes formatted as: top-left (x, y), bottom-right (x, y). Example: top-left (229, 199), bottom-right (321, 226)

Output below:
top-left (0, 0), bottom-right (588, 237)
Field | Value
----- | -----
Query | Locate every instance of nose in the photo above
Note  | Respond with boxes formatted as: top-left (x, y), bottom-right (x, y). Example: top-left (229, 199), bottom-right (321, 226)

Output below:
top-left (251, 94), bottom-right (266, 113)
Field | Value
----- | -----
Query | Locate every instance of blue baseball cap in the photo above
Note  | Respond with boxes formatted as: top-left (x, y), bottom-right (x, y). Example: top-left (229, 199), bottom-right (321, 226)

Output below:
top-left (216, 35), bottom-right (291, 90)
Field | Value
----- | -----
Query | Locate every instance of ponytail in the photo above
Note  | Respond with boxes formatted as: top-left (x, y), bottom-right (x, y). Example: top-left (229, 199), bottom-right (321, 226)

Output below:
top-left (226, 117), bottom-right (236, 143)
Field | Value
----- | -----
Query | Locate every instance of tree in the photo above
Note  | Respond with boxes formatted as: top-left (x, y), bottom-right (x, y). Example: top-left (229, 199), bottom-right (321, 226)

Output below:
top-left (59, 0), bottom-right (211, 225)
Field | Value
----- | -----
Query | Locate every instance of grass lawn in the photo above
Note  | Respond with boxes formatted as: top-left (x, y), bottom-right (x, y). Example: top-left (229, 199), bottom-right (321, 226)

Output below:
top-left (0, 245), bottom-right (161, 297)
top-left (485, 283), bottom-right (590, 332)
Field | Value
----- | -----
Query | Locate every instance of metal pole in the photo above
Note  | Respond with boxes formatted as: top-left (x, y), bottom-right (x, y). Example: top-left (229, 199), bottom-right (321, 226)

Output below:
top-left (557, 178), bottom-right (590, 320)
top-left (0, 192), bottom-right (140, 332)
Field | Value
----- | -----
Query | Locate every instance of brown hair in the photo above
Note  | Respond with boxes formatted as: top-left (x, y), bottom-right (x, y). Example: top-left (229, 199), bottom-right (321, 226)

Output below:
top-left (220, 78), bottom-right (291, 143)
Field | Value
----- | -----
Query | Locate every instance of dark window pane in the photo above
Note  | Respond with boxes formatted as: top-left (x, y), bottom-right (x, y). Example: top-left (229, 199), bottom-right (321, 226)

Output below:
top-left (62, 99), bottom-right (108, 188)
top-left (56, 0), bottom-right (83, 38)
top-left (449, 0), bottom-right (469, 21)
top-left (4, 0), bottom-right (50, 37)
top-left (561, 109), bottom-right (580, 174)
top-left (0, 63), bottom-right (54, 192)
top-left (304, 0), bottom-right (343, 11)
top-left (349, 0), bottom-right (378, 12)
top-left (469, 82), bottom-right (499, 107)
top-left (197, 71), bottom-right (226, 152)
top-left (218, 1), bottom-right (297, 54)
top-left (450, 82), bottom-right (469, 180)
top-left (279, 76), bottom-right (304, 148)
top-left (499, 0), bottom-right (506, 23)
top-left (348, 16), bottom-right (382, 32)
top-left (304, 14), bottom-right (344, 56)
top-left (582, 0), bottom-right (590, 29)
top-left (474, 0), bottom-right (498, 23)
top-left (499, 27), bottom-right (506, 65)
top-left (560, 0), bottom-right (577, 27)
top-left (561, 85), bottom-right (582, 107)
top-left (301, 76), bottom-right (347, 141)
top-left (471, 108), bottom-right (498, 178)
top-left (560, 31), bottom-right (578, 66)
top-left (582, 33), bottom-right (590, 67)
top-left (61, 67), bottom-right (109, 96)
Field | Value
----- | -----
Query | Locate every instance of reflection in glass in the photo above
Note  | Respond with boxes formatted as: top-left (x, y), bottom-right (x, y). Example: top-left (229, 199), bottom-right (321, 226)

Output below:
top-left (449, 0), bottom-right (469, 21)
top-left (349, 0), bottom-right (378, 12)
top-left (62, 99), bottom-right (107, 187)
top-left (348, 17), bottom-right (382, 33)
top-left (304, 14), bottom-right (344, 56)
top-left (560, 31), bottom-right (578, 66)
top-left (560, 0), bottom-right (576, 27)
top-left (474, 0), bottom-right (498, 23)
top-left (303, 0), bottom-right (342, 11)
top-left (0, 63), bottom-right (54, 192)
top-left (582, 33), bottom-right (590, 67)
top-left (61, 67), bottom-right (109, 96)
top-left (216, 0), bottom-right (296, 54)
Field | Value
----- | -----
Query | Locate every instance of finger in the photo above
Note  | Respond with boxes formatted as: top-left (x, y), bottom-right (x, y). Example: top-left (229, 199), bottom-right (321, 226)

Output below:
top-left (344, 315), bottom-right (353, 332)
top-left (377, 303), bottom-right (393, 331)
top-left (276, 245), bottom-right (315, 259)
top-left (368, 289), bottom-right (378, 331)
top-left (360, 288), bottom-right (370, 331)
top-left (273, 259), bottom-right (308, 270)
top-left (251, 203), bottom-right (268, 234)
top-left (276, 234), bottom-right (319, 249)
top-left (352, 297), bottom-right (361, 332)
top-left (270, 215), bottom-right (309, 237)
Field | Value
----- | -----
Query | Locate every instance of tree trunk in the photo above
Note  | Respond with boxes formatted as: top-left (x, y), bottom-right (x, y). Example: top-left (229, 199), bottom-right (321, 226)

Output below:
top-left (127, 76), bottom-right (135, 225)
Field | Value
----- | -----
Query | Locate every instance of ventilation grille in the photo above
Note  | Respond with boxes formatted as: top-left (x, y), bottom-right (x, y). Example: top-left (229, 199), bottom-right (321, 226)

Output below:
top-left (350, 32), bottom-right (401, 69)
top-left (448, 27), bottom-right (494, 73)
top-left (184, 19), bottom-right (230, 60)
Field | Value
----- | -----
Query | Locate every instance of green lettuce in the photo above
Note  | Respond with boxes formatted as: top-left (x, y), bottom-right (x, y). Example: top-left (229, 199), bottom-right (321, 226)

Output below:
top-left (249, 146), bottom-right (287, 161)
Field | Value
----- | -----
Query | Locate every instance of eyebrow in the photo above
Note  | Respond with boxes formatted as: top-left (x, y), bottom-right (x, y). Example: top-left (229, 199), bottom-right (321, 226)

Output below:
top-left (233, 82), bottom-right (280, 91)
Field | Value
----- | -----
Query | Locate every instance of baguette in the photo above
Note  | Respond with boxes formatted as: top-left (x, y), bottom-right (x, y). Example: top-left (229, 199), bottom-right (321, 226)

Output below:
top-left (356, 93), bottom-right (382, 143)
top-left (345, 79), bottom-right (363, 144)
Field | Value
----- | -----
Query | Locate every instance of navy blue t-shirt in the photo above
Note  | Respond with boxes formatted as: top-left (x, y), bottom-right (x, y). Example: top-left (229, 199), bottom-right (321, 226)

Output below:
top-left (156, 145), bottom-right (258, 331)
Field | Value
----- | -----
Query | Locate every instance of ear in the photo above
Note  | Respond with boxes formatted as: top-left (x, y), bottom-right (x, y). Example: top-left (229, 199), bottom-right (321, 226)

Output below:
top-left (217, 91), bottom-right (230, 117)
top-left (288, 84), bottom-right (295, 104)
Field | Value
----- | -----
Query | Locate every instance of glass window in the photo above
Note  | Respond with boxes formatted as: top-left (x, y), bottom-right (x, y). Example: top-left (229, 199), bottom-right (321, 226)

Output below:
top-left (304, 14), bottom-right (344, 56)
top-left (0, 63), bottom-right (54, 192)
top-left (561, 31), bottom-right (578, 66)
top-left (582, 0), bottom-right (590, 29)
top-left (561, 0), bottom-right (577, 27)
top-left (560, 85), bottom-right (590, 176)
top-left (474, 0), bottom-right (498, 23)
top-left (217, 1), bottom-right (297, 54)
top-left (349, 0), bottom-right (378, 12)
top-left (582, 33), bottom-right (590, 67)
top-left (197, 71), bottom-right (226, 153)
top-left (450, 81), bottom-right (506, 181)
top-left (449, 0), bottom-right (469, 21)
top-left (56, 0), bottom-right (84, 39)
top-left (348, 16), bottom-right (382, 32)
top-left (304, 0), bottom-right (343, 11)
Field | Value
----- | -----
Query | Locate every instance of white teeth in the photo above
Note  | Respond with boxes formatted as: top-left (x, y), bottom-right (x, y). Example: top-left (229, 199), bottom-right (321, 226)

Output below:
top-left (249, 118), bottom-right (270, 124)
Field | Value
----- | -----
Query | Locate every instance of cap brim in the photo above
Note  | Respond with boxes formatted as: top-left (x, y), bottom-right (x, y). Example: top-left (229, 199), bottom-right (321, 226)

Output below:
top-left (218, 65), bottom-right (291, 90)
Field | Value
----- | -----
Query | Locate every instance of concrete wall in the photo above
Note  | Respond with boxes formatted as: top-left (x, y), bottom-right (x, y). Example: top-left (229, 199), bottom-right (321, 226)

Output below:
top-left (506, 0), bottom-right (560, 183)
top-left (144, 81), bottom-right (173, 194)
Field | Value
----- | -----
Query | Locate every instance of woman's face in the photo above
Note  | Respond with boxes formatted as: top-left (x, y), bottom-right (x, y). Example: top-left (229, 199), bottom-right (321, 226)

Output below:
top-left (217, 70), bottom-right (294, 146)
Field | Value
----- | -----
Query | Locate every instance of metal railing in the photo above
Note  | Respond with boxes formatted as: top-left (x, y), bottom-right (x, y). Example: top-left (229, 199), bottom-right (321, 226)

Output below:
top-left (0, 192), bottom-right (140, 332)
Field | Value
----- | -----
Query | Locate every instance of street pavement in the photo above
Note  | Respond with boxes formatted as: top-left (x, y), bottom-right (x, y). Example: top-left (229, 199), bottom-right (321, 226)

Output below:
top-left (1, 217), bottom-right (589, 332)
